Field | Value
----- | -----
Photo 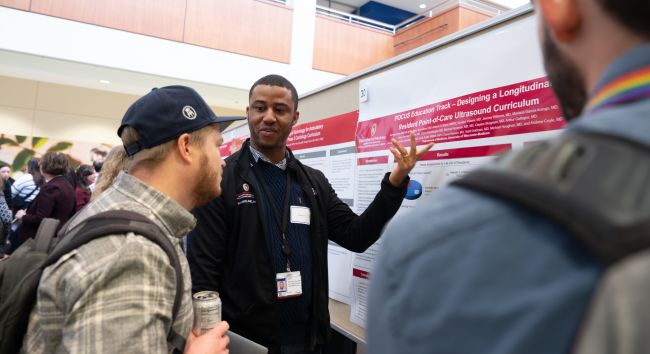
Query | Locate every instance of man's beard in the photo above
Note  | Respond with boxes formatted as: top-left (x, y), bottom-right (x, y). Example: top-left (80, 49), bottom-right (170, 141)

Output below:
top-left (542, 26), bottom-right (588, 121)
top-left (193, 153), bottom-right (221, 206)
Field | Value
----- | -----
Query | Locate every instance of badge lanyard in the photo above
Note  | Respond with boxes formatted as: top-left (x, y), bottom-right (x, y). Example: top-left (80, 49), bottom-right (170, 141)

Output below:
top-left (255, 166), bottom-right (293, 272)
top-left (586, 64), bottom-right (650, 114)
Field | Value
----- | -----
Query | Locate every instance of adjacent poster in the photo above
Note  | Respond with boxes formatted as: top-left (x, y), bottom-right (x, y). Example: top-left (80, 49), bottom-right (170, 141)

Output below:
top-left (220, 124), bottom-right (250, 158)
top-left (287, 111), bottom-right (359, 304)
top-left (350, 15), bottom-right (566, 327)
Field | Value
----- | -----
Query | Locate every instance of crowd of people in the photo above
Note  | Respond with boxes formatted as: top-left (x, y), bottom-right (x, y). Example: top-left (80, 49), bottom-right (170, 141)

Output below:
top-left (0, 149), bottom-right (106, 256)
top-left (0, 0), bottom-right (648, 353)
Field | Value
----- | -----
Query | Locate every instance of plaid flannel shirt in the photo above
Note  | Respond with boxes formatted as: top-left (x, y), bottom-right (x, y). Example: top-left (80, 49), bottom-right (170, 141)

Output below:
top-left (22, 172), bottom-right (195, 353)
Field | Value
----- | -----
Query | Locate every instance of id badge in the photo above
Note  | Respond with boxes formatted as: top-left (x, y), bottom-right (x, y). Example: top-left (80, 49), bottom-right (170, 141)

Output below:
top-left (276, 271), bottom-right (302, 299)
top-left (290, 206), bottom-right (310, 225)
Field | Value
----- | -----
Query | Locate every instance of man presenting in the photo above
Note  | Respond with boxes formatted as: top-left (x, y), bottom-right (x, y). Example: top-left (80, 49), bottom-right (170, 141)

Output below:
top-left (367, 1), bottom-right (650, 353)
top-left (188, 74), bottom-right (432, 354)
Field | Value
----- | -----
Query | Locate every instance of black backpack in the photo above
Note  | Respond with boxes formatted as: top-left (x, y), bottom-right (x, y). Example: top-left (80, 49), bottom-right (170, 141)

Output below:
top-left (452, 129), bottom-right (650, 265)
top-left (0, 210), bottom-right (187, 354)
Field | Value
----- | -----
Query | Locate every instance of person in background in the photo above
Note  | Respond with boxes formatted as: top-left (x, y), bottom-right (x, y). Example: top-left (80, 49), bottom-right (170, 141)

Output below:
top-left (366, 0), bottom-right (650, 354)
top-left (21, 85), bottom-right (241, 354)
top-left (187, 74), bottom-right (432, 354)
top-left (0, 164), bottom-right (14, 210)
top-left (91, 145), bottom-right (128, 200)
top-left (13, 152), bottom-right (76, 250)
top-left (0, 188), bottom-right (12, 256)
top-left (10, 158), bottom-right (43, 215)
top-left (90, 147), bottom-right (108, 165)
top-left (89, 147), bottom-right (107, 192)
top-left (63, 165), bottom-right (77, 190)
top-left (74, 164), bottom-right (95, 211)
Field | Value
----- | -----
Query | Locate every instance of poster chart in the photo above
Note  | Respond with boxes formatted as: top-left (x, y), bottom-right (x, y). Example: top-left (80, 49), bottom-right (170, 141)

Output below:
top-left (349, 15), bottom-right (566, 327)
top-left (286, 111), bottom-right (359, 304)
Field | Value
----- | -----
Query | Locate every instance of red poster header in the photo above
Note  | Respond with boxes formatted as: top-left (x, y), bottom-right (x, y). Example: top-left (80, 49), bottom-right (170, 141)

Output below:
top-left (420, 144), bottom-right (511, 161)
top-left (356, 77), bottom-right (565, 153)
top-left (287, 111), bottom-right (359, 150)
top-left (220, 135), bottom-right (248, 158)
top-left (353, 268), bottom-right (370, 279)
top-left (358, 156), bottom-right (389, 165)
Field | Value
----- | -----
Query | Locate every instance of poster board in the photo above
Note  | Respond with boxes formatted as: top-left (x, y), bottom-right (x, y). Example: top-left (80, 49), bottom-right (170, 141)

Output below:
top-left (349, 14), bottom-right (565, 327)
top-left (286, 111), bottom-right (359, 304)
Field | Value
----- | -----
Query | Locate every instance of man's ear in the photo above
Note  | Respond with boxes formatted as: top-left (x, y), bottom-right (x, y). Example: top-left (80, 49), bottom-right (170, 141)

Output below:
top-left (292, 111), bottom-right (300, 126)
top-left (176, 133), bottom-right (193, 164)
top-left (538, 0), bottom-right (582, 42)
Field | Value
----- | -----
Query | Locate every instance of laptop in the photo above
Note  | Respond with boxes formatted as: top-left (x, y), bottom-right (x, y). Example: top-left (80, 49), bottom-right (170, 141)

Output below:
top-left (228, 331), bottom-right (268, 354)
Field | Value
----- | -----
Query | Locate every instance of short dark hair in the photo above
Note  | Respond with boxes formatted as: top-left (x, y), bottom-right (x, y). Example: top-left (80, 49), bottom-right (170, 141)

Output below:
top-left (93, 160), bottom-right (104, 173)
top-left (40, 152), bottom-right (70, 176)
top-left (597, 0), bottom-right (650, 37)
top-left (249, 74), bottom-right (299, 111)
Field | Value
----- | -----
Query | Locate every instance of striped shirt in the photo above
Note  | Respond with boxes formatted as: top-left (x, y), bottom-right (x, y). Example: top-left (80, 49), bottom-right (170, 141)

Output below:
top-left (22, 171), bottom-right (195, 354)
top-left (11, 173), bottom-right (39, 203)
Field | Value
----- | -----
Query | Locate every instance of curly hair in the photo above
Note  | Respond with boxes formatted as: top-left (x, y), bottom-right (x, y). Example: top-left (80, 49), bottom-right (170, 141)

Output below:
top-left (40, 152), bottom-right (70, 176)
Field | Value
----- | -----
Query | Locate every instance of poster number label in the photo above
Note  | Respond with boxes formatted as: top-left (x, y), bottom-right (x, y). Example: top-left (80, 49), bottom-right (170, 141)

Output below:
top-left (359, 87), bottom-right (368, 103)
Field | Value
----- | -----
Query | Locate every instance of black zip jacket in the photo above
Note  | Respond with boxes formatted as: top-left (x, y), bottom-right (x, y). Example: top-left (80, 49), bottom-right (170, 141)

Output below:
top-left (187, 140), bottom-right (408, 353)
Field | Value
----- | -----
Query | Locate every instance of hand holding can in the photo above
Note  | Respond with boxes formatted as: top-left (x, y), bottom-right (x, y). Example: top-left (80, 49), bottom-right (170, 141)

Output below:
top-left (185, 320), bottom-right (230, 354)
top-left (192, 291), bottom-right (222, 336)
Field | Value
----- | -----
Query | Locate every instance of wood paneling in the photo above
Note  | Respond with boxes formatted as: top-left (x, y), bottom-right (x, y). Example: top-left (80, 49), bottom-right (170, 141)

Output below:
top-left (313, 15), bottom-right (393, 75)
top-left (459, 6), bottom-right (492, 29)
top-left (393, 8), bottom-right (460, 56)
top-left (184, 0), bottom-right (292, 63)
top-left (30, 0), bottom-right (186, 41)
top-left (0, 0), bottom-right (30, 11)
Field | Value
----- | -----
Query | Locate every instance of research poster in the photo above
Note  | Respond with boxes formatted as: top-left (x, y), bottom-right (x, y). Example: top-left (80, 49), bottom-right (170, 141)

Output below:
top-left (286, 111), bottom-right (359, 304)
top-left (350, 15), bottom-right (566, 327)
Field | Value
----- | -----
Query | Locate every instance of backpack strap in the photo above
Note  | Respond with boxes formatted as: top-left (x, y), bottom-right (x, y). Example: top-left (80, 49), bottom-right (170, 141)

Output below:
top-left (48, 210), bottom-right (186, 351)
top-left (33, 218), bottom-right (60, 253)
top-left (451, 130), bottom-right (650, 265)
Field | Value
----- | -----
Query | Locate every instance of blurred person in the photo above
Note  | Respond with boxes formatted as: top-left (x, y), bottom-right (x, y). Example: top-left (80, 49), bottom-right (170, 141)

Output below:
top-left (88, 147), bottom-right (107, 192)
top-left (21, 85), bottom-right (243, 354)
top-left (187, 74), bottom-right (432, 354)
top-left (74, 164), bottom-right (95, 211)
top-left (62, 165), bottom-right (77, 190)
top-left (91, 145), bottom-right (128, 200)
top-left (90, 147), bottom-right (108, 164)
top-left (367, 1), bottom-right (650, 354)
top-left (0, 164), bottom-right (14, 210)
top-left (10, 158), bottom-right (44, 215)
top-left (13, 152), bottom-right (75, 250)
top-left (0, 188), bottom-right (11, 256)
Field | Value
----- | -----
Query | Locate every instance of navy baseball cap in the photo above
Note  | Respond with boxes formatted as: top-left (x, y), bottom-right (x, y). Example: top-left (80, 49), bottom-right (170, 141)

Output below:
top-left (118, 85), bottom-right (244, 157)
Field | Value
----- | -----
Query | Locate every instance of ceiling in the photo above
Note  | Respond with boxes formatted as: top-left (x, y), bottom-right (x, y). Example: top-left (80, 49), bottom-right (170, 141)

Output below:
top-left (331, 0), bottom-right (529, 14)
top-left (0, 49), bottom-right (248, 111)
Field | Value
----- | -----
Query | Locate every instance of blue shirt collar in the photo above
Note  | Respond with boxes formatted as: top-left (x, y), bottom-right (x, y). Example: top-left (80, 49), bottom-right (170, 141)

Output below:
top-left (249, 145), bottom-right (289, 171)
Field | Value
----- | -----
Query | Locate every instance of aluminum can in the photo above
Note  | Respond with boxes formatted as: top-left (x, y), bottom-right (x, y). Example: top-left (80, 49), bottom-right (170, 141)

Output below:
top-left (192, 291), bottom-right (221, 336)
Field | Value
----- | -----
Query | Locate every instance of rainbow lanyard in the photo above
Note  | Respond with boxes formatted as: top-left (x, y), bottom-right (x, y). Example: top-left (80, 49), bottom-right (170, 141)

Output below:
top-left (586, 64), bottom-right (650, 113)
